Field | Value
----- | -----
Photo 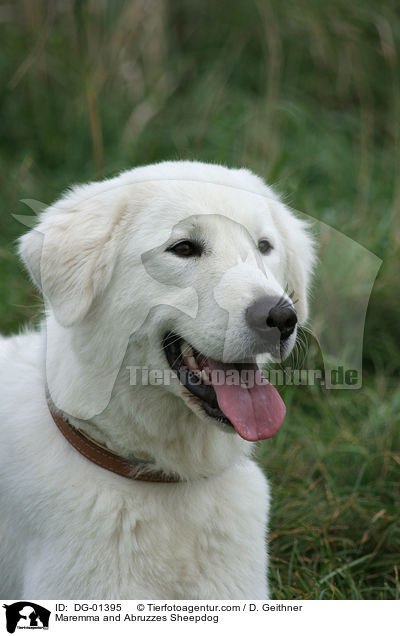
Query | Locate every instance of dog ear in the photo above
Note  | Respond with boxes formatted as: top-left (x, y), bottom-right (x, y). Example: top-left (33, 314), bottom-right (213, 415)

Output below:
top-left (271, 200), bottom-right (316, 324)
top-left (18, 184), bottom-right (127, 327)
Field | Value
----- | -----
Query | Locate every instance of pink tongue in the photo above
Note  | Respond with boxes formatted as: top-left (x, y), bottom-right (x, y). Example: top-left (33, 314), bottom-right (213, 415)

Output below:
top-left (205, 359), bottom-right (286, 442)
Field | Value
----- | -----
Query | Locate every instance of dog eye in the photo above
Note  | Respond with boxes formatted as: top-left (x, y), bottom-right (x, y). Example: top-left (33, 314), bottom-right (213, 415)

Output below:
top-left (167, 240), bottom-right (202, 258)
top-left (258, 239), bottom-right (273, 255)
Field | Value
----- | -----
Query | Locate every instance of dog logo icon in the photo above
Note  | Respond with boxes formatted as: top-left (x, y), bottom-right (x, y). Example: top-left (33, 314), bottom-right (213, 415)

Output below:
top-left (2, 602), bottom-right (50, 633)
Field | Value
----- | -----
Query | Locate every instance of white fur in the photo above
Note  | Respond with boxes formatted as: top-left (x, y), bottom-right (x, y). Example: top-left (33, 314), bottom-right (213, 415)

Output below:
top-left (0, 161), bottom-right (315, 599)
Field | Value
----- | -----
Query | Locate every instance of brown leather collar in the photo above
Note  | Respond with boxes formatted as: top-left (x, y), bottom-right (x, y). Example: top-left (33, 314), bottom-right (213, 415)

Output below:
top-left (48, 401), bottom-right (181, 483)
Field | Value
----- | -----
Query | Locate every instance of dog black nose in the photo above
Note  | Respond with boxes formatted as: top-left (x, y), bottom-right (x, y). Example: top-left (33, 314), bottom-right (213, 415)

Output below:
top-left (267, 304), bottom-right (298, 338)
top-left (246, 297), bottom-right (297, 339)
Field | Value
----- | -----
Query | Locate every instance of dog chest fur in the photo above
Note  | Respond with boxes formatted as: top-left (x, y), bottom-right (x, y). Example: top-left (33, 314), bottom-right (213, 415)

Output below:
top-left (0, 332), bottom-right (268, 598)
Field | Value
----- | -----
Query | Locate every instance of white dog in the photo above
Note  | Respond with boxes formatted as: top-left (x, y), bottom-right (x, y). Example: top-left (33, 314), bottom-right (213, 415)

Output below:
top-left (0, 161), bottom-right (314, 599)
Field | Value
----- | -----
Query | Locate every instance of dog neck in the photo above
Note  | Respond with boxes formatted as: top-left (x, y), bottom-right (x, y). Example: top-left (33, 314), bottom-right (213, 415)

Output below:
top-left (47, 395), bottom-right (182, 483)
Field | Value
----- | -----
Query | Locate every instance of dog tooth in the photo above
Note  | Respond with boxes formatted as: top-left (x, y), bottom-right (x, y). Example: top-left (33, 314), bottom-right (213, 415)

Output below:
top-left (186, 355), bottom-right (199, 371)
top-left (200, 369), bottom-right (210, 383)
top-left (181, 342), bottom-right (194, 358)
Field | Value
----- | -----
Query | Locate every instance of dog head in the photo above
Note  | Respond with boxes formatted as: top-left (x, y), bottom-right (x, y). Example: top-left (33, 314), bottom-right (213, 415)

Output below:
top-left (19, 162), bottom-right (316, 467)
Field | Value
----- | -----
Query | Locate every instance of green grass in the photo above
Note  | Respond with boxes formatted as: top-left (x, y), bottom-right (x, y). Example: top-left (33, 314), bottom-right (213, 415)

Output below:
top-left (257, 380), bottom-right (400, 599)
top-left (0, 0), bottom-right (399, 599)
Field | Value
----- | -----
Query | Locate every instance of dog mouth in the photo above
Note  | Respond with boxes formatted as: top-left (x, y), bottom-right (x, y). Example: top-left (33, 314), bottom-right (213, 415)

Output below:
top-left (162, 332), bottom-right (286, 441)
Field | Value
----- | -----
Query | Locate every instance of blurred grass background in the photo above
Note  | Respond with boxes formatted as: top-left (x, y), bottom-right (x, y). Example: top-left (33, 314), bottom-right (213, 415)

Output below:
top-left (0, 0), bottom-right (399, 599)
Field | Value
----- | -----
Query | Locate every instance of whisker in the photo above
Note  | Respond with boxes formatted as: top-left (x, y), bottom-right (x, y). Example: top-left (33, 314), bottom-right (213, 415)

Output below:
top-left (171, 352), bottom-right (185, 369)
top-left (161, 334), bottom-right (183, 351)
